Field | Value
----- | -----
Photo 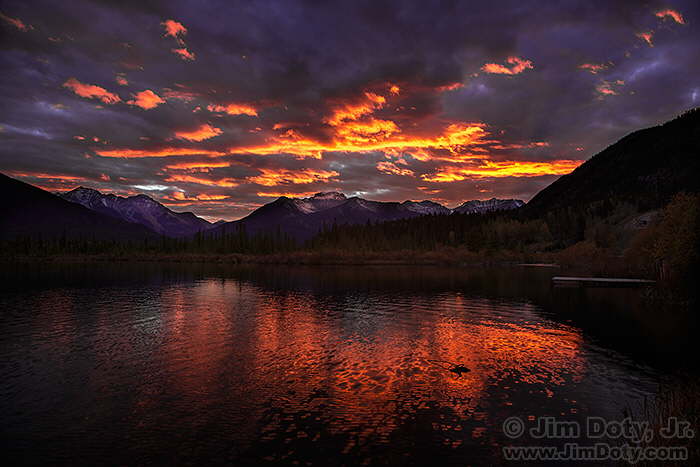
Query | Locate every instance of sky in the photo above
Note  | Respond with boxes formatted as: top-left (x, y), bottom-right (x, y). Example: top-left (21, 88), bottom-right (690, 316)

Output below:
top-left (1, 0), bottom-right (698, 221)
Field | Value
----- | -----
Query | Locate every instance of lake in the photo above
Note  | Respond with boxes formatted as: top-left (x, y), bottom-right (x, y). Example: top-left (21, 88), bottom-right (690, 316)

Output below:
top-left (0, 263), bottom-right (695, 465)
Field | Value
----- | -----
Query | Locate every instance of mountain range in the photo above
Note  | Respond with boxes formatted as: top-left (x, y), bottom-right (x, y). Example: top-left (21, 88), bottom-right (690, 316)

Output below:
top-left (0, 175), bottom-right (525, 241)
top-left (209, 193), bottom-right (524, 240)
top-left (0, 173), bottom-right (156, 241)
top-left (61, 187), bottom-right (214, 237)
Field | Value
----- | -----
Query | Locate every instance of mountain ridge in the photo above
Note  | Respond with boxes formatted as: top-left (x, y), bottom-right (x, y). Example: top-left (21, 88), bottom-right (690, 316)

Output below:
top-left (61, 187), bottom-right (213, 237)
top-left (210, 192), bottom-right (525, 241)
top-left (524, 107), bottom-right (700, 216)
top-left (0, 173), bottom-right (157, 241)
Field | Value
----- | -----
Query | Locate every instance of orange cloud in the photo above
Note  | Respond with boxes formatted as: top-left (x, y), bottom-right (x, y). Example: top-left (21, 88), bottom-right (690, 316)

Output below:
top-left (596, 80), bottom-right (624, 97)
top-left (655, 9), bottom-right (685, 24)
top-left (334, 118), bottom-right (400, 144)
top-left (389, 85), bottom-right (400, 95)
top-left (127, 90), bottom-right (165, 110)
top-left (637, 31), bottom-right (654, 47)
top-left (172, 47), bottom-right (195, 61)
top-left (6, 171), bottom-right (86, 181)
top-left (490, 141), bottom-right (549, 150)
top-left (481, 56), bottom-right (533, 75)
top-left (257, 191), bottom-right (318, 198)
top-left (63, 78), bottom-right (121, 104)
top-left (174, 124), bottom-right (223, 142)
top-left (421, 160), bottom-right (581, 182)
top-left (164, 161), bottom-right (231, 171)
top-left (228, 122), bottom-right (489, 160)
top-left (324, 92), bottom-right (387, 126)
top-left (168, 192), bottom-right (228, 202)
top-left (248, 168), bottom-right (339, 186)
top-left (95, 147), bottom-right (226, 158)
top-left (162, 19), bottom-right (187, 41)
top-left (115, 74), bottom-right (128, 86)
top-left (272, 122), bottom-right (307, 130)
top-left (376, 161), bottom-right (414, 176)
top-left (0, 12), bottom-right (30, 31)
top-left (579, 63), bottom-right (607, 74)
top-left (207, 103), bottom-right (258, 116)
top-left (165, 174), bottom-right (238, 187)
top-left (436, 82), bottom-right (464, 92)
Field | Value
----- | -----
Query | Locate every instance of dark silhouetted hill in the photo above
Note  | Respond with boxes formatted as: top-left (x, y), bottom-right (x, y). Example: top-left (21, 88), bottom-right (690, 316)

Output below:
top-left (525, 108), bottom-right (700, 216)
top-left (0, 173), bottom-right (157, 241)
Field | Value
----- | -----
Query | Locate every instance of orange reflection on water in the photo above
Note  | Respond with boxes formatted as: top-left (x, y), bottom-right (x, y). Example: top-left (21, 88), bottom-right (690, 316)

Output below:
top-left (234, 286), bottom-right (585, 445)
top-left (160, 282), bottom-right (237, 402)
top-left (121, 278), bottom-right (587, 453)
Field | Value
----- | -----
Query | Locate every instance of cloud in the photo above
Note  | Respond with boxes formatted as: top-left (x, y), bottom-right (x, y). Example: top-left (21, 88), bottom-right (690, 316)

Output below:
top-left (481, 56), bottom-right (533, 75)
top-left (162, 19), bottom-right (187, 41)
top-left (421, 160), bottom-right (581, 182)
top-left (655, 9), bottom-right (685, 25)
top-left (115, 74), bottom-right (128, 86)
top-left (132, 184), bottom-right (172, 191)
top-left (228, 122), bottom-right (489, 160)
top-left (376, 161), bottom-right (414, 176)
top-left (63, 78), bottom-right (121, 104)
top-left (324, 92), bottom-right (387, 126)
top-left (167, 192), bottom-right (228, 202)
top-left (95, 147), bottom-right (226, 158)
top-left (164, 161), bottom-right (231, 171)
top-left (579, 63), bottom-right (607, 74)
top-left (436, 82), bottom-right (464, 92)
top-left (164, 174), bottom-right (238, 187)
top-left (596, 80), bottom-right (625, 97)
top-left (248, 168), bottom-right (339, 186)
top-left (163, 88), bottom-right (200, 101)
top-left (172, 47), bottom-right (195, 61)
top-left (335, 119), bottom-right (400, 144)
top-left (257, 190), bottom-right (319, 198)
top-left (5, 170), bottom-right (86, 182)
top-left (637, 31), bottom-right (654, 47)
top-left (207, 103), bottom-right (258, 116)
top-left (127, 90), bottom-right (165, 110)
top-left (162, 19), bottom-right (194, 60)
top-left (0, 11), bottom-right (30, 31)
top-left (174, 124), bottom-right (223, 142)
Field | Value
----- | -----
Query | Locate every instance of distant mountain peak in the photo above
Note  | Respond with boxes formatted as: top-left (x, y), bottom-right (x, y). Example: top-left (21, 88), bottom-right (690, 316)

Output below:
top-left (309, 192), bottom-right (346, 200)
top-left (68, 186), bottom-right (98, 194)
top-left (402, 200), bottom-right (451, 215)
top-left (453, 198), bottom-right (525, 214)
top-left (61, 187), bottom-right (212, 237)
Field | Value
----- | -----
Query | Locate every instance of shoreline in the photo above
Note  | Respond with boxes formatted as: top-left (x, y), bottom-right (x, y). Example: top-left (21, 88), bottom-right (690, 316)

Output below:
top-left (0, 249), bottom-right (555, 267)
top-left (0, 249), bottom-right (651, 278)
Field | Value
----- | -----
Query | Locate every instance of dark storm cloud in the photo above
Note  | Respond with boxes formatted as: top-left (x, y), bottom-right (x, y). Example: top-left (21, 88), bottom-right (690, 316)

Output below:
top-left (1, 0), bottom-right (698, 220)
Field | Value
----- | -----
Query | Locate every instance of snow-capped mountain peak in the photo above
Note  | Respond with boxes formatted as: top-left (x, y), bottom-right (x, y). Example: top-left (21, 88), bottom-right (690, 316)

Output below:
top-left (402, 200), bottom-right (452, 215)
top-left (453, 198), bottom-right (525, 214)
top-left (310, 192), bottom-right (347, 201)
top-left (61, 187), bottom-right (213, 237)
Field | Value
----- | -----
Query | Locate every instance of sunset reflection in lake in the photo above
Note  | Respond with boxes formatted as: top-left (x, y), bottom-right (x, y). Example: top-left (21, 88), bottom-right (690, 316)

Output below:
top-left (1, 265), bottom-right (661, 465)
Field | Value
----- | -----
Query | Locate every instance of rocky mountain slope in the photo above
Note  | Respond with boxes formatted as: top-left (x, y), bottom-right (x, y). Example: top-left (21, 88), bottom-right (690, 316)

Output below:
top-left (62, 187), bottom-right (213, 237)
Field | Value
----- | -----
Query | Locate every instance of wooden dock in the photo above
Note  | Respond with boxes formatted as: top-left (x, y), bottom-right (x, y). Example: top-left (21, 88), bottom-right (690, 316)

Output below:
top-left (551, 276), bottom-right (656, 288)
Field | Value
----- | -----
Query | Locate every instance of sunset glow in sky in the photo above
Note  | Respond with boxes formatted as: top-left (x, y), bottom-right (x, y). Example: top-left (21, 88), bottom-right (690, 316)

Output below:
top-left (1, 1), bottom-right (697, 220)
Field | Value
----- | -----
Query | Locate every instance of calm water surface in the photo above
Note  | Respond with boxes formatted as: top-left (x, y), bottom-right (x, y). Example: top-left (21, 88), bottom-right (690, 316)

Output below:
top-left (0, 264), bottom-right (693, 465)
